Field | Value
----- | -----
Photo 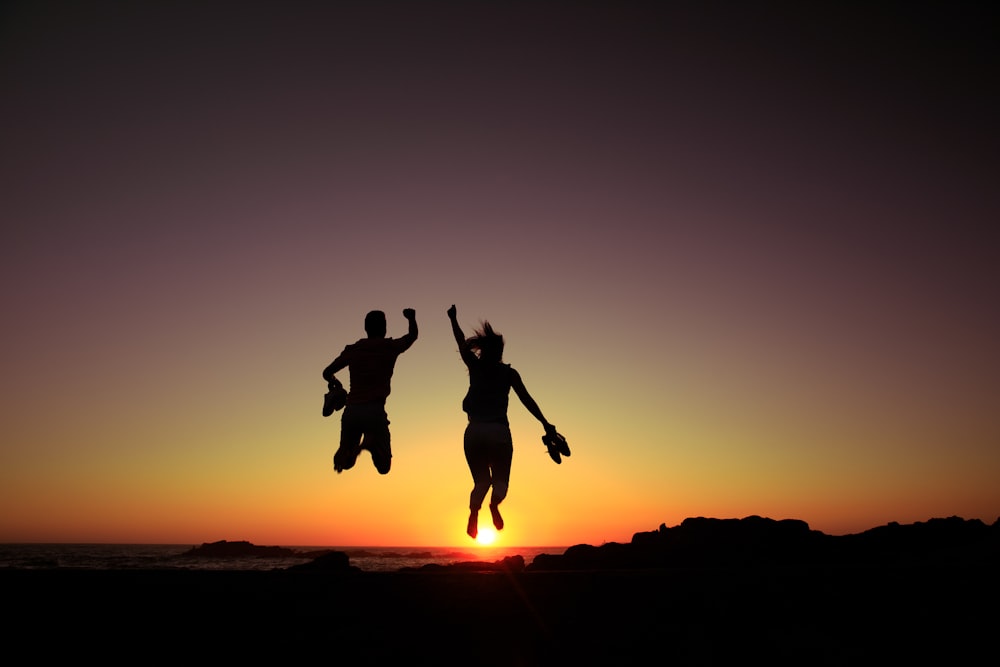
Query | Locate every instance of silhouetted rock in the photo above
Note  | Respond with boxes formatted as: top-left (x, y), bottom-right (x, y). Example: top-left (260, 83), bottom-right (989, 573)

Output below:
top-left (527, 515), bottom-right (1000, 571)
top-left (179, 540), bottom-right (298, 559)
top-left (834, 515), bottom-right (1000, 565)
top-left (287, 550), bottom-right (359, 572)
top-left (401, 554), bottom-right (525, 573)
top-left (299, 548), bottom-right (339, 560)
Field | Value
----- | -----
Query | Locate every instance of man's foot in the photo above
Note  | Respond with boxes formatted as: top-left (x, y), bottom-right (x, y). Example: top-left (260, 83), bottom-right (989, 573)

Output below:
top-left (489, 504), bottom-right (504, 531)
top-left (369, 441), bottom-right (392, 476)
top-left (467, 511), bottom-right (478, 539)
top-left (333, 446), bottom-right (358, 474)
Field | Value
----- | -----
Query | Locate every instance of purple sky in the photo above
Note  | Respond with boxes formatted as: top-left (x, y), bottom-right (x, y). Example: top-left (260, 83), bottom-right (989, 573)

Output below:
top-left (1, 2), bottom-right (998, 545)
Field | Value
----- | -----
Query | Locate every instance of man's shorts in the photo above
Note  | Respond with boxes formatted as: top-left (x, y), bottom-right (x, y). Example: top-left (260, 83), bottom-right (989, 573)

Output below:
top-left (335, 402), bottom-right (392, 474)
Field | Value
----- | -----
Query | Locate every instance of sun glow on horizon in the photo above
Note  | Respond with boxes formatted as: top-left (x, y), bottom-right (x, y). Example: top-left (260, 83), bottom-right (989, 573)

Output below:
top-left (475, 527), bottom-right (497, 546)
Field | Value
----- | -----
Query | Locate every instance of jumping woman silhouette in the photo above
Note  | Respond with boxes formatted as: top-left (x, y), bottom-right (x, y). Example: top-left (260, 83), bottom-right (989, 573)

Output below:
top-left (447, 305), bottom-right (567, 539)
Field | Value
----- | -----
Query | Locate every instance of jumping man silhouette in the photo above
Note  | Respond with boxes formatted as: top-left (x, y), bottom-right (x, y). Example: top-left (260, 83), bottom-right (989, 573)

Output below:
top-left (322, 308), bottom-right (418, 475)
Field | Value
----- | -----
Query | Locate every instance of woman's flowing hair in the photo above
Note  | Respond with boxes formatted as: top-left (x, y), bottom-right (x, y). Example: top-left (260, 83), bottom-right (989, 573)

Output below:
top-left (467, 321), bottom-right (504, 362)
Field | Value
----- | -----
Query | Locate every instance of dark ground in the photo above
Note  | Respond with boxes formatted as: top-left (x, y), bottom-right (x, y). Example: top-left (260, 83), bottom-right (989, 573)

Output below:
top-left (5, 562), bottom-right (996, 665)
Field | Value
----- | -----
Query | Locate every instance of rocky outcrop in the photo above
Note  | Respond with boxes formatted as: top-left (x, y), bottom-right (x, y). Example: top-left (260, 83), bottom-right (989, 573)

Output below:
top-left (287, 550), bottom-right (359, 572)
top-left (400, 554), bottom-right (525, 573)
top-left (832, 515), bottom-right (1000, 565)
top-left (527, 515), bottom-right (1000, 571)
top-left (178, 540), bottom-right (299, 559)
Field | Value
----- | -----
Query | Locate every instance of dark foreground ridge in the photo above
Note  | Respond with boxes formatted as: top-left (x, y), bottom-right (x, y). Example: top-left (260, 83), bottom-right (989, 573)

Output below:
top-left (180, 515), bottom-right (1000, 573)
top-left (5, 516), bottom-right (997, 664)
top-left (528, 514), bottom-right (1000, 571)
top-left (285, 514), bottom-right (999, 573)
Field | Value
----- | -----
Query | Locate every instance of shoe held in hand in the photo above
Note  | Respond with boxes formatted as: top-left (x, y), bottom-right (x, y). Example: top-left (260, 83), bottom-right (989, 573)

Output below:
top-left (542, 431), bottom-right (570, 464)
top-left (322, 383), bottom-right (347, 416)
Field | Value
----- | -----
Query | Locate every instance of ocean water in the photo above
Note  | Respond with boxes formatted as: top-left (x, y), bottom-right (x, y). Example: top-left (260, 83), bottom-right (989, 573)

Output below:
top-left (0, 543), bottom-right (566, 572)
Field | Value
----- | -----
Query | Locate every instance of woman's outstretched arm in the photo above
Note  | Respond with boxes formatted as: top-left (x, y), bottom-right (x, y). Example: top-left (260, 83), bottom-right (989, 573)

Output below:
top-left (447, 305), bottom-right (476, 367)
top-left (511, 368), bottom-right (556, 433)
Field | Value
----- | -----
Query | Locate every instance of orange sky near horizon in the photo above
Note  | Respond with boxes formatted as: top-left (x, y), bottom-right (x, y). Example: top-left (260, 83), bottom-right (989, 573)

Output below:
top-left (2, 2), bottom-right (998, 547)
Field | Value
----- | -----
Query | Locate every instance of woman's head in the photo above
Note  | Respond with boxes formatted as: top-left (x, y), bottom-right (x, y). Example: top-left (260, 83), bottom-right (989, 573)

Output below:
top-left (467, 321), bottom-right (504, 362)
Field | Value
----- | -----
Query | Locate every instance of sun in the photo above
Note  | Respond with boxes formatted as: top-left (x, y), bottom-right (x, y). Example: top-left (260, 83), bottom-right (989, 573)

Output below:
top-left (475, 527), bottom-right (498, 546)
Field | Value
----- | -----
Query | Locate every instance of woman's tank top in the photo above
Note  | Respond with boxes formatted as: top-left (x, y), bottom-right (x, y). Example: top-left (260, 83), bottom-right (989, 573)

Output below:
top-left (462, 362), bottom-right (512, 424)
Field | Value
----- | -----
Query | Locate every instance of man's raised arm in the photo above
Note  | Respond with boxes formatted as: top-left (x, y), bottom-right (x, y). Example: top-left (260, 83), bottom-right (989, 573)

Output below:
top-left (401, 308), bottom-right (418, 346)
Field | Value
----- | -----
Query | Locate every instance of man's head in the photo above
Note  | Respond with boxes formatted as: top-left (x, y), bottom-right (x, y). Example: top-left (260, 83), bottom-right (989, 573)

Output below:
top-left (364, 310), bottom-right (387, 338)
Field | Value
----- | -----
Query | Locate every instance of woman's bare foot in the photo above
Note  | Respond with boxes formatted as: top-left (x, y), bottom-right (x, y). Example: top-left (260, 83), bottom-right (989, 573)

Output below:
top-left (489, 504), bottom-right (504, 531)
top-left (467, 510), bottom-right (478, 539)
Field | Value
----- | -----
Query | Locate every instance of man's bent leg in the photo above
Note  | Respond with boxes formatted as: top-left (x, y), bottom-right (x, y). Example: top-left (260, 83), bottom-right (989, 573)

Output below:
top-left (360, 406), bottom-right (392, 475)
top-left (368, 429), bottom-right (392, 475)
top-left (334, 409), bottom-right (364, 473)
